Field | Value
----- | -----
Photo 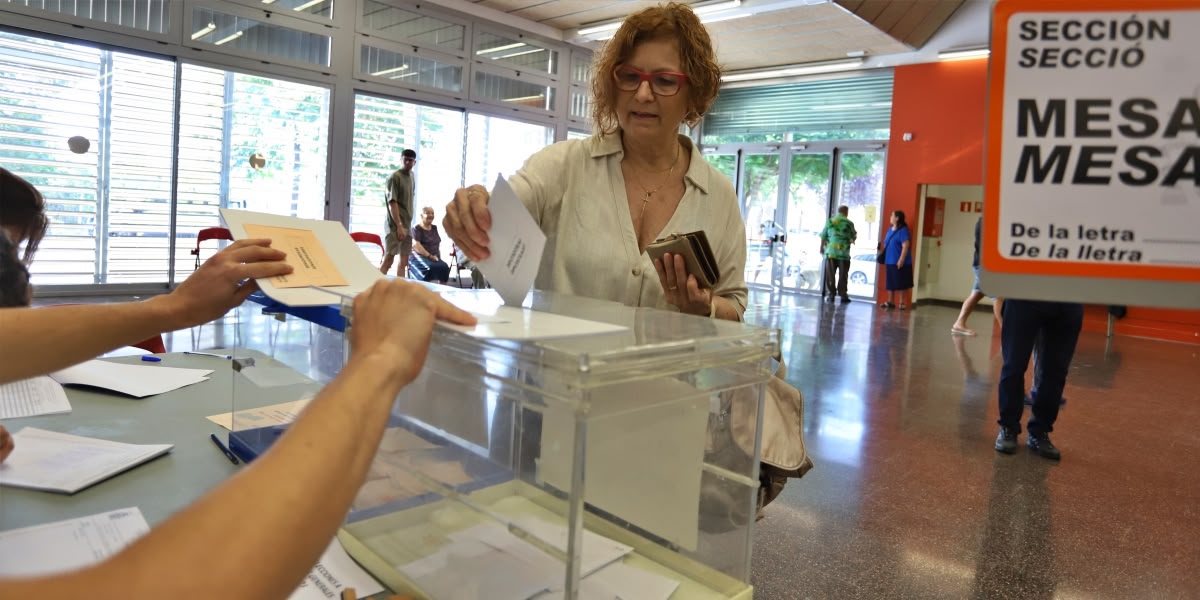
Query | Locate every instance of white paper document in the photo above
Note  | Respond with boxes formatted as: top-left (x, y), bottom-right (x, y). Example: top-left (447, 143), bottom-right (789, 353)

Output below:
top-left (0, 507), bottom-right (149, 577)
top-left (0, 376), bottom-right (71, 419)
top-left (221, 208), bottom-right (386, 307)
top-left (573, 561), bottom-right (680, 600)
top-left (440, 305), bottom-right (628, 340)
top-left (0, 427), bottom-right (173, 494)
top-left (50, 359), bottom-right (213, 398)
top-left (476, 175), bottom-right (547, 306)
top-left (400, 520), bottom-right (634, 600)
top-left (289, 537), bottom-right (384, 600)
top-left (540, 378), bottom-right (709, 552)
top-left (437, 293), bottom-right (627, 340)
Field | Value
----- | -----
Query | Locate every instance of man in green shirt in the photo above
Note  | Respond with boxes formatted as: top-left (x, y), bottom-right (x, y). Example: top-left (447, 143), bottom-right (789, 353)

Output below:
top-left (819, 205), bottom-right (857, 303)
top-left (381, 149), bottom-right (417, 276)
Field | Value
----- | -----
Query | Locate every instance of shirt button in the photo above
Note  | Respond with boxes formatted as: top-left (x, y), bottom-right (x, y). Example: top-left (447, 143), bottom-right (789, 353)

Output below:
top-left (632, 267), bottom-right (641, 276)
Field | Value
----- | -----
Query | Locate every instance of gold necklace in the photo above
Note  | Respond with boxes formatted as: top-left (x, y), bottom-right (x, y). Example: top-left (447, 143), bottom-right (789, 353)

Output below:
top-left (630, 144), bottom-right (682, 222)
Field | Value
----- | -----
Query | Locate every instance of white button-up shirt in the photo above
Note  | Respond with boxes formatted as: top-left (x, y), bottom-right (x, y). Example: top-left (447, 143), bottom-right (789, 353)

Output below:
top-left (508, 133), bottom-right (748, 318)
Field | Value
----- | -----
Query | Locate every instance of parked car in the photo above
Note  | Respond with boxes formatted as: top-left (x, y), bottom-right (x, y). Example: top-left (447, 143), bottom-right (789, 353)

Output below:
top-left (849, 253), bottom-right (877, 285)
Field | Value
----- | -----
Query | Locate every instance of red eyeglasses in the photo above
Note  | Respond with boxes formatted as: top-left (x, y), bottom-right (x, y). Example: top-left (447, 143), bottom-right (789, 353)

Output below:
top-left (612, 65), bottom-right (688, 97)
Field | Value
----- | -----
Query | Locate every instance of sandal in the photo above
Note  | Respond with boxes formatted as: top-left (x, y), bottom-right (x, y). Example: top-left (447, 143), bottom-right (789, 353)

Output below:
top-left (951, 326), bottom-right (976, 336)
top-left (879, 302), bottom-right (895, 309)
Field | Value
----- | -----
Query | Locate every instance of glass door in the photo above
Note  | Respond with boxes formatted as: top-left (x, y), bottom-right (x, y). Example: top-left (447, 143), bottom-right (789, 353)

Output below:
top-left (781, 152), bottom-right (833, 292)
top-left (834, 151), bottom-right (887, 298)
top-left (738, 151), bottom-right (783, 288)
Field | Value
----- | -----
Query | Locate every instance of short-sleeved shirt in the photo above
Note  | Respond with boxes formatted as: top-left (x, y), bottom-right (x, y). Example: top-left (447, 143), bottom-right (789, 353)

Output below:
top-left (411, 223), bottom-right (442, 260)
top-left (884, 226), bottom-right (913, 266)
top-left (507, 133), bottom-right (748, 317)
top-left (385, 170), bottom-right (414, 232)
top-left (819, 215), bottom-right (857, 259)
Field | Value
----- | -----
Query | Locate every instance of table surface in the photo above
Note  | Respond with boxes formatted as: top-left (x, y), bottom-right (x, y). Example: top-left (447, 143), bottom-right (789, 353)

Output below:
top-left (0, 351), bottom-right (307, 532)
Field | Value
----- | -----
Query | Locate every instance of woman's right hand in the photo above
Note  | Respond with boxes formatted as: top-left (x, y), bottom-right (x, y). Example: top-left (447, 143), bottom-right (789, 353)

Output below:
top-left (443, 185), bottom-right (492, 262)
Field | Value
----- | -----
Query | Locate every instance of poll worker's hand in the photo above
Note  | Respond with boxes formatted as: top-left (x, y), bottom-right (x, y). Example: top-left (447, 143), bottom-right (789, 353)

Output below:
top-left (0, 425), bottom-right (13, 463)
top-left (350, 280), bottom-right (476, 387)
top-left (443, 184), bottom-right (492, 262)
top-left (158, 239), bottom-right (292, 329)
top-left (654, 253), bottom-right (714, 317)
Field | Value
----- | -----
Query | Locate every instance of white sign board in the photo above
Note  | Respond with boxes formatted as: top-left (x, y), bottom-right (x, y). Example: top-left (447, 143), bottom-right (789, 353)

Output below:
top-left (983, 0), bottom-right (1200, 308)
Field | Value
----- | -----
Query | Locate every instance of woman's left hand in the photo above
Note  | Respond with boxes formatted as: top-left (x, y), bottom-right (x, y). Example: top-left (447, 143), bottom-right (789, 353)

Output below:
top-left (654, 253), bottom-right (713, 317)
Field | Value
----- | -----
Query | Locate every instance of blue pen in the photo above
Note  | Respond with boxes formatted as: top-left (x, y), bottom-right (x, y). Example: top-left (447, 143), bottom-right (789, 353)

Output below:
top-left (141, 356), bottom-right (161, 362)
top-left (210, 433), bottom-right (240, 465)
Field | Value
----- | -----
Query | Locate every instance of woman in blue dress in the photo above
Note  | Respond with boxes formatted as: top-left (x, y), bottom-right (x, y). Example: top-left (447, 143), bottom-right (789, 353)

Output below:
top-left (880, 210), bottom-right (914, 310)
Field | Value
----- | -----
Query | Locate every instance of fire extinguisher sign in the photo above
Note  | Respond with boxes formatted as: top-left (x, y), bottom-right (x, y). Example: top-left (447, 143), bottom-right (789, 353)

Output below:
top-left (983, 0), bottom-right (1200, 308)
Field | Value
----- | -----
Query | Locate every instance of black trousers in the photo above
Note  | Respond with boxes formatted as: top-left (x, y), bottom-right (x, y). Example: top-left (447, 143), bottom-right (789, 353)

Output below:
top-left (823, 257), bottom-right (849, 298)
top-left (998, 299), bottom-right (1083, 435)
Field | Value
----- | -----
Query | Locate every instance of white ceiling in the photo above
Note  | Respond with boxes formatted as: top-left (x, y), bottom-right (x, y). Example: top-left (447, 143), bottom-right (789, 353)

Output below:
top-left (432, 0), bottom-right (992, 74)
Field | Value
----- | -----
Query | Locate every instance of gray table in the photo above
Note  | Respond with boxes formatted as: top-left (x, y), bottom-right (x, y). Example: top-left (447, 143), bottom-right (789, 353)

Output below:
top-left (0, 352), bottom-right (314, 531)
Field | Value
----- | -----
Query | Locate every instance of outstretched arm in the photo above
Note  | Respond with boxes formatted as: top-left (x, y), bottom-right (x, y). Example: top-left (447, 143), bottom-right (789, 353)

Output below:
top-left (0, 239), bottom-right (291, 384)
top-left (0, 280), bottom-right (476, 598)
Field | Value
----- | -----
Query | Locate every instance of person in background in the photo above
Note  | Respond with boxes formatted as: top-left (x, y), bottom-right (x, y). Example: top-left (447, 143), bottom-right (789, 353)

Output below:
top-left (952, 216), bottom-right (985, 335)
top-left (0, 278), bottom-right (476, 597)
top-left (0, 229), bottom-right (31, 307)
top-left (994, 299), bottom-right (1083, 460)
top-left (819, 205), bottom-right (857, 304)
top-left (0, 228), bottom-right (30, 464)
top-left (880, 210), bottom-right (914, 310)
top-left (380, 149), bottom-right (417, 277)
top-left (443, 3), bottom-right (747, 321)
top-left (409, 206), bottom-right (451, 284)
top-left (0, 166), bottom-right (48, 265)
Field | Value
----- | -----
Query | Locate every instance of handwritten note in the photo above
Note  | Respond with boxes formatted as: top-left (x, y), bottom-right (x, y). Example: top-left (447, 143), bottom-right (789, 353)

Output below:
top-left (244, 223), bottom-right (348, 288)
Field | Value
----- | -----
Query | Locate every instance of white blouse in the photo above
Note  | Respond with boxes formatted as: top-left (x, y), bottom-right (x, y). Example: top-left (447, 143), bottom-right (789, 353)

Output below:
top-left (507, 133), bottom-right (748, 318)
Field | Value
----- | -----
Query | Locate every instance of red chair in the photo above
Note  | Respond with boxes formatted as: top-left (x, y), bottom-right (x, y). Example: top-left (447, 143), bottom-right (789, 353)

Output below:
top-left (133, 334), bottom-right (167, 354)
top-left (191, 227), bottom-right (233, 269)
top-left (350, 232), bottom-right (385, 262)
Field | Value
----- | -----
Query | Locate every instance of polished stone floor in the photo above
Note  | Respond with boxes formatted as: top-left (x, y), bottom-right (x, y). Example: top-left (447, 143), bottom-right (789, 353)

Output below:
top-left (36, 291), bottom-right (1200, 598)
top-left (745, 292), bottom-right (1200, 600)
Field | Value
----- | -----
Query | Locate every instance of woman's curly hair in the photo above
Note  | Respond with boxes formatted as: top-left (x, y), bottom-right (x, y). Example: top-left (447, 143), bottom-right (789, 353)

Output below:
top-left (590, 2), bottom-right (722, 135)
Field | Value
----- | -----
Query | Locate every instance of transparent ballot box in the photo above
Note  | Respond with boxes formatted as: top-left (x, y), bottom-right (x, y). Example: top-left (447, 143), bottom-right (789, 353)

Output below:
top-left (227, 288), bottom-right (777, 599)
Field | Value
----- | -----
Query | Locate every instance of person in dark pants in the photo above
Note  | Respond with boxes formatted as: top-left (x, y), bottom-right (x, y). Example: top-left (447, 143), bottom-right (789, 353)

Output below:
top-left (995, 299), bottom-right (1084, 460)
top-left (818, 205), bottom-right (856, 303)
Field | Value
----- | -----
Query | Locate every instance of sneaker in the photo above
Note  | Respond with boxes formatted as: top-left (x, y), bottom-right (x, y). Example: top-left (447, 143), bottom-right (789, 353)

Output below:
top-left (1027, 433), bottom-right (1061, 460)
top-left (994, 427), bottom-right (1018, 454)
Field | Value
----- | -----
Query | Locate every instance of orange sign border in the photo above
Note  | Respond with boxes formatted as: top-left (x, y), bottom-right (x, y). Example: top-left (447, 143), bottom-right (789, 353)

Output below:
top-left (984, 0), bottom-right (1200, 282)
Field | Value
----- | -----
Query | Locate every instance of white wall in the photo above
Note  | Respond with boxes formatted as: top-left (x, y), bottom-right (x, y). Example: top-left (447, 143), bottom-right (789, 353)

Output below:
top-left (923, 184), bottom-right (991, 304)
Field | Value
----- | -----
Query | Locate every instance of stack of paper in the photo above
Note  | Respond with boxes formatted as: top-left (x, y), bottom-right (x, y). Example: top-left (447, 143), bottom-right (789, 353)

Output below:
top-left (51, 359), bottom-right (213, 398)
top-left (0, 376), bottom-right (71, 419)
top-left (0, 507), bottom-right (150, 577)
top-left (0, 428), bottom-right (173, 494)
top-left (398, 518), bottom-right (644, 599)
top-left (0, 508), bottom-right (385, 600)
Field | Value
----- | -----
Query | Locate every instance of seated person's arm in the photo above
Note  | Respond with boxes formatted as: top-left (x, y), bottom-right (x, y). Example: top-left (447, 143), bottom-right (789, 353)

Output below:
top-left (0, 280), bottom-right (476, 598)
top-left (0, 240), bottom-right (291, 385)
top-left (412, 240), bottom-right (430, 257)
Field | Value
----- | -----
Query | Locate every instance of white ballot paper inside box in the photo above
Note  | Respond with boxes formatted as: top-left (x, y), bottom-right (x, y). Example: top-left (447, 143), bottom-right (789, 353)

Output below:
top-left (220, 208), bottom-right (385, 307)
top-left (475, 175), bottom-right (547, 307)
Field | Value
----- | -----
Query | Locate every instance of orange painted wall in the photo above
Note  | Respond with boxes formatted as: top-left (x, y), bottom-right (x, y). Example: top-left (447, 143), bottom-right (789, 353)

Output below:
top-left (883, 59), bottom-right (1200, 345)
